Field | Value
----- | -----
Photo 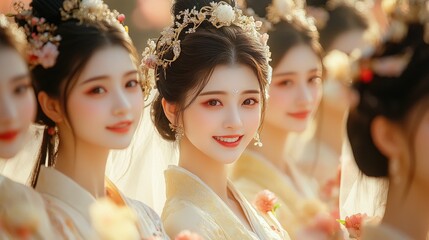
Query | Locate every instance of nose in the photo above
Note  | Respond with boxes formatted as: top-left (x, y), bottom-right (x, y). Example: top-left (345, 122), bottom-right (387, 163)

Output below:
top-left (111, 88), bottom-right (132, 116)
top-left (0, 93), bottom-right (18, 125)
top-left (223, 104), bottom-right (243, 130)
top-left (295, 80), bottom-right (314, 107)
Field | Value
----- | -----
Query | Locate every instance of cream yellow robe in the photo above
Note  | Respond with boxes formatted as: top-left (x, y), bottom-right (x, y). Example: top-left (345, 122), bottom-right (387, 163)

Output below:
top-left (162, 165), bottom-right (290, 240)
top-left (230, 150), bottom-right (320, 238)
top-left (362, 224), bottom-right (412, 240)
top-left (35, 166), bottom-right (169, 239)
top-left (0, 175), bottom-right (58, 239)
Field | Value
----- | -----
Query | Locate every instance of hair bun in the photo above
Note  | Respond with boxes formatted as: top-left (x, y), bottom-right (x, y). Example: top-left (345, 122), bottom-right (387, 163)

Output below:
top-left (31, 0), bottom-right (63, 24)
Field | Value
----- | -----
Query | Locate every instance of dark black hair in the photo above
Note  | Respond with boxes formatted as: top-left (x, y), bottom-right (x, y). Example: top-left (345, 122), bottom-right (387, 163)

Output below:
top-left (347, 23), bottom-right (429, 181)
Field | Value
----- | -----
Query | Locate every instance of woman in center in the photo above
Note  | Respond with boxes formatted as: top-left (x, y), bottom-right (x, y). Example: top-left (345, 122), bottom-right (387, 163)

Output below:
top-left (143, 0), bottom-right (289, 239)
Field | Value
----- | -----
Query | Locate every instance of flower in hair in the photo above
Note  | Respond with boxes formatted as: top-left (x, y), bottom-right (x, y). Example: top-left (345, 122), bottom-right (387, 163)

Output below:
top-left (13, 7), bottom-right (61, 69)
top-left (36, 42), bottom-right (59, 68)
top-left (60, 0), bottom-right (128, 32)
top-left (212, 4), bottom-right (235, 24)
top-left (140, 1), bottom-right (271, 85)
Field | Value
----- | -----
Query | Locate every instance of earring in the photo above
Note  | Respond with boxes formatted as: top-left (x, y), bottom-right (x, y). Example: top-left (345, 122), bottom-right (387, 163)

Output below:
top-left (169, 123), bottom-right (184, 141)
top-left (47, 126), bottom-right (58, 145)
top-left (253, 132), bottom-right (263, 147)
top-left (389, 158), bottom-right (402, 185)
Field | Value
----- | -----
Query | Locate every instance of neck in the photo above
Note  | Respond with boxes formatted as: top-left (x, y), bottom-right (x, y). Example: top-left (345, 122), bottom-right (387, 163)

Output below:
top-left (316, 101), bottom-right (347, 157)
top-left (54, 131), bottom-right (109, 198)
top-left (178, 137), bottom-right (229, 201)
top-left (382, 181), bottom-right (429, 240)
top-left (248, 123), bottom-right (289, 169)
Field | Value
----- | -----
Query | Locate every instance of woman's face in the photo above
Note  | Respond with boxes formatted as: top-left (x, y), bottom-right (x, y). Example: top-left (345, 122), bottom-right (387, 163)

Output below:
top-left (0, 47), bottom-right (35, 159)
top-left (181, 64), bottom-right (261, 164)
top-left (63, 46), bottom-right (144, 149)
top-left (266, 44), bottom-right (323, 133)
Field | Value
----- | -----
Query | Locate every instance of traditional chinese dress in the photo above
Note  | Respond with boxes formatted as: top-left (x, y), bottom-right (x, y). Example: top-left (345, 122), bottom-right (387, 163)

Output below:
top-left (0, 174), bottom-right (58, 239)
top-left (35, 166), bottom-right (169, 239)
top-left (162, 165), bottom-right (290, 240)
top-left (229, 150), bottom-right (321, 238)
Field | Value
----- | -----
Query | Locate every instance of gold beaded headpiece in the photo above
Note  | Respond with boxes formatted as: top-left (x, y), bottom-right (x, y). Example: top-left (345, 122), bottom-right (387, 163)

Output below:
top-left (140, 1), bottom-right (271, 88)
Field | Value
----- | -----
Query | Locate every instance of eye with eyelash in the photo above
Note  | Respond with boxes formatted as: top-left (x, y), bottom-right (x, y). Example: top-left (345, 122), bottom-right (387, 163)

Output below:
top-left (14, 83), bottom-right (31, 95)
top-left (277, 79), bottom-right (292, 86)
top-left (87, 86), bottom-right (106, 95)
top-left (204, 99), bottom-right (222, 107)
top-left (243, 98), bottom-right (259, 106)
top-left (125, 79), bottom-right (139, 88)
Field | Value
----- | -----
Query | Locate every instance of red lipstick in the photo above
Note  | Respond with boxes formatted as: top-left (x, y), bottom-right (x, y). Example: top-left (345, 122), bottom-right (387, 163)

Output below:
top-left (0, 130), bottom-right (19, 142)
top-left (106, 121), bottom-right (133, 134)
top-left (287, 111), bottom-right (310, 120)
top-left (212, 135), bottom-right (243, 148)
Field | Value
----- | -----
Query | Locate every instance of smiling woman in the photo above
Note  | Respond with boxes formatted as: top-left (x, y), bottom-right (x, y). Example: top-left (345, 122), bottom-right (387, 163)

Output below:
top-left (0, 14), bottom-right (59, 239)
top-left (143, 0), bottom-right (289, 239)
top-left (14, 0), bottom-right (168, 239)
top-left (229, 0), bottom-right (331, 238)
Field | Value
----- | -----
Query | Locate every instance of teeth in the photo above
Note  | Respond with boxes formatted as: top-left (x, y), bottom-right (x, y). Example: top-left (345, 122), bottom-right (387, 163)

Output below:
top-left (214, 136), bottom-right (239, 143)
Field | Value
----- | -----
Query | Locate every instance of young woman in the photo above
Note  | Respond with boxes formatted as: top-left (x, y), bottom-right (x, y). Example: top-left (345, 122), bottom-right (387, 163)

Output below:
top-left (142, 0), bottom-right (289, 239)
top-left (347, 2), bottom-right (429, 238)
top-left (0, 13), bottom-right (57, 239)
top-left (18, 0), bottom-right (168, 238)
top-left (229, 0), bottom-right (332, 238)
top-left (299, 0), bottom-right (371, 186)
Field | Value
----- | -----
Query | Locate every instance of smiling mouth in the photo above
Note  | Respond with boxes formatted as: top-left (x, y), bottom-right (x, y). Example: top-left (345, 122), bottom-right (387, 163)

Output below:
top-left (213, 135), bottom-right (243, 148)
top-left (106, 121), bottom-right (133, 134)
top-left (287, 111), bottom-right (310, 120)
top-left (0, 130), bottom-right (19, 142)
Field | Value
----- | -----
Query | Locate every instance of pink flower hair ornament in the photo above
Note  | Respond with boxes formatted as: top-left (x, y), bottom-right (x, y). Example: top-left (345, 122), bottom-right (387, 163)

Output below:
top-left (10, 0), bottom-right (128, 70)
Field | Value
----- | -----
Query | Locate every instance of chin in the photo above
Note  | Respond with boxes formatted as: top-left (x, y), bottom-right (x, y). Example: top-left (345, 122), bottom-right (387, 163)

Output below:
top-left (214, 154), bottom-right (241, 165)
top-left (101, 139), bottom-right (133, 150)
top-left (0, 148), bottom-right (20, 159)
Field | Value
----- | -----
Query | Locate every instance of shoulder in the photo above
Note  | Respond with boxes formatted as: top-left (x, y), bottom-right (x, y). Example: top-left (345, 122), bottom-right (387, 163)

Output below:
top-left (162, 199), bottom-right (224, 239)
top-left (0, 176), bottom-right (60, 239)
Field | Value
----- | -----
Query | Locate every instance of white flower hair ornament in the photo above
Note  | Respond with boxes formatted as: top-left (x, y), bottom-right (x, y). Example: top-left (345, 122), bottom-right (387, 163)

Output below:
top-left (141, 1), bottom-right (272, 90)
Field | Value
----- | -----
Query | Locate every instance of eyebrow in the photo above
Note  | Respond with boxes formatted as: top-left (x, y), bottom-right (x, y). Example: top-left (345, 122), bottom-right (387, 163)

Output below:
top-left (81, 70), bottom-right (138, 85)
top-left (11, 74), bottom-right (30, 82)
top-left (199, 90), bottom-right (260, 96)
top-left (273, 68), bottom-right (321, 77)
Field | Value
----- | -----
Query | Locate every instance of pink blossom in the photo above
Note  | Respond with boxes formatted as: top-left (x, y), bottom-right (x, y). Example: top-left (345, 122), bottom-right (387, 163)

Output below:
top-left (37, 42), bottom-right (59, 68)
top-left (117, 14), bottom-right (126, 23)
top-left (174, 230), bottom-right (204, 240)
top-left (31, 17), bottom-right (39, 26)
top-left (260, 33), bottom-right (269, 46)
top-left (254, 189), bottom-right (278, 213)
top-left (143, 54), bottom-right (158, 69)
top-left (345, 213), bottom-right (367, 238)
